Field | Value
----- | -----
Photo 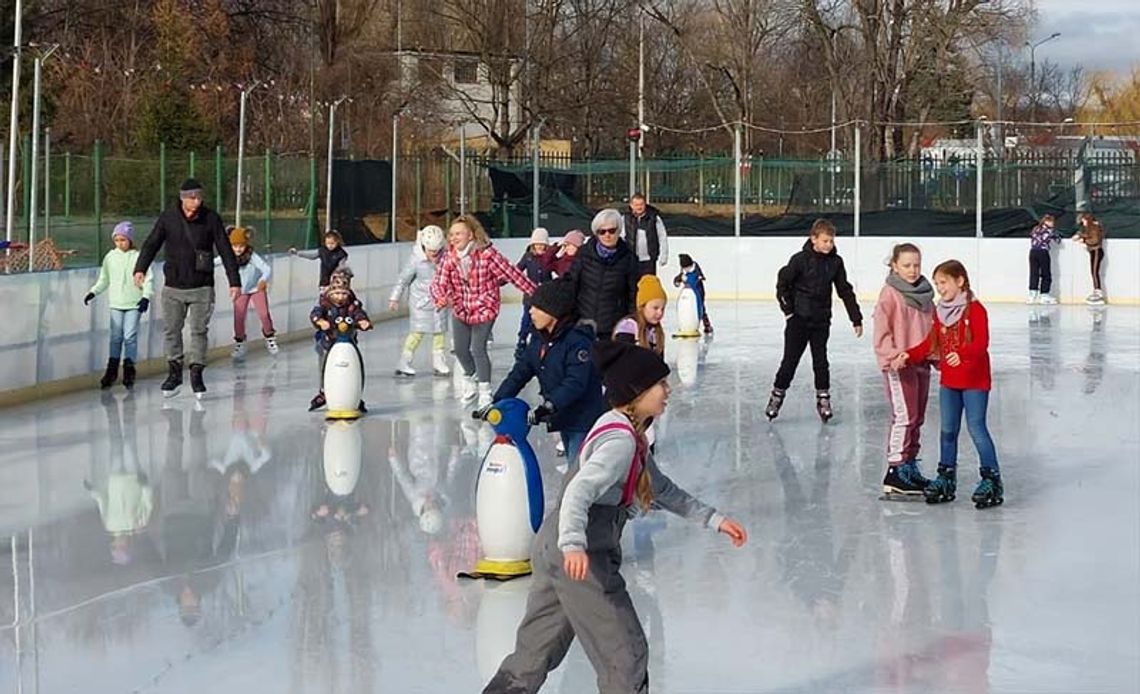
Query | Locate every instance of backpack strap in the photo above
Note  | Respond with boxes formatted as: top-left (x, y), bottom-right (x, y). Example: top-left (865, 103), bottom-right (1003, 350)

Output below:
top-left (581, 421), bottom-right (647, 507)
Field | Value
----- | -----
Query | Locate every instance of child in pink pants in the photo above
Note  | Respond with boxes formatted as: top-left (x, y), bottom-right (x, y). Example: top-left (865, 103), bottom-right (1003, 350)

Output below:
top-left (221, 226), bottom-right (278, 359)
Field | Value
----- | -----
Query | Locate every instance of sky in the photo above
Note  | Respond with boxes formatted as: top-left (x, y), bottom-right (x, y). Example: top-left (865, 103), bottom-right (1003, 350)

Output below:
top-left (1033, 0), bottom-right (1140, 74)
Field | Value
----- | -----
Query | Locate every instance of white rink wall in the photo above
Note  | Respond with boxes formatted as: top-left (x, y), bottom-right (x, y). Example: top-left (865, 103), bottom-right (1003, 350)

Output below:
top-left (1, 236), bottom-right (1137, 394)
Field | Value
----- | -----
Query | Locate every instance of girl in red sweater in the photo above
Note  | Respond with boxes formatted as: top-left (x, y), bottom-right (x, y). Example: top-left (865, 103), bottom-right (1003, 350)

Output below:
top-left (891, 260), bottom-right (1003, 509)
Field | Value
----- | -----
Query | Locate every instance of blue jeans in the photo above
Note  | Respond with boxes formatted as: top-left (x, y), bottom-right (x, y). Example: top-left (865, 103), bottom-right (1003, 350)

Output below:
top-left (561, 430), bottom-right (586, 467)
top-left (940, 387), bottom-right (999, 471)
top-left (515, 309), bottom-right (533, 356)
top-left (109, 309), bottom-right (141, 362)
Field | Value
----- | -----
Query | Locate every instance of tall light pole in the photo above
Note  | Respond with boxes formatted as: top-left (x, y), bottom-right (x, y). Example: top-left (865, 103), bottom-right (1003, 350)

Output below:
top-left (638, 6), bottom-right (645, 166)
top-left (1027, 32), bottom-right (1061, 123)
top-left (325, 96), bottom-right (349, 233)
top-left (5, 0), bottom-right (23, 251)
top-left (27, 44), bottom-right (58, 271)
top-left (235, 79), bottom-right (263, 228)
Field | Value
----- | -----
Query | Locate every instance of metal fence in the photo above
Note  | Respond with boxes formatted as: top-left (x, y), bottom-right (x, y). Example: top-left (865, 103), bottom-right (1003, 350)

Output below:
top-left (2, 136), bottom-right (1137, 271)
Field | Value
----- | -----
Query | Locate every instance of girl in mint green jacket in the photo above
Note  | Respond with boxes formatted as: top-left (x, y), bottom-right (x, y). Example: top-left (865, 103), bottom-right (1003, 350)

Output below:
top-left (85, 222), bottom-right (154, 389)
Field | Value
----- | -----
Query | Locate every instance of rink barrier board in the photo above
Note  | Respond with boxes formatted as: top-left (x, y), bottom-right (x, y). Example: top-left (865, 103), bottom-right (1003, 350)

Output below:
top-left (1, 236), bottom-right (1137, 403)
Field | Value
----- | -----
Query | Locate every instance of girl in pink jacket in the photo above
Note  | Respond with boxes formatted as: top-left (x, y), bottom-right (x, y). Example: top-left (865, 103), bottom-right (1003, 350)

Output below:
top-left (873, 243), bottom-right (936, 500)
top-left (431, 215), bottom-right (536, 407)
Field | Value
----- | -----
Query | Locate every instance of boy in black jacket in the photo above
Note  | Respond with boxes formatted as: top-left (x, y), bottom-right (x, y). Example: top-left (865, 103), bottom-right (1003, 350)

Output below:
top-left (766, 219), bottom-right (863, 422)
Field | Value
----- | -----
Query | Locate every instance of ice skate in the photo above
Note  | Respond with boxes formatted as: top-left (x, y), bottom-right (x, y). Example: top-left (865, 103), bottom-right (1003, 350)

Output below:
top-left (189, 364), bottom-right (207, 400)
top-left (395, 351), bottom-right (417, 377)
top-left (431, 350), bottom-right (451, 377)
top-left (765, 388), bottom-right (786, 421)
top-left (923, 465), bottom-right (957, 504)
top-left (161, 360), bottom-right (183, 398)
top-left (476, 382), bottom-right (493, 408)
top-left (1026, 290), bottom-right (1039, 305)
top-left (122, 359), bottom-right (136, 389)
top-left (555, 438), bottom-right (566, 457)
top-left (460, 375), bottom-right (478, 403)
top-left (816, 390), bottom-right (833, 423)
top-left (971, 467), bottom-right (1004, 509)
top-left (1086, 289), bottom-right (1106, 306)
top-left (99, 358), bottom-right (120, 389)
top-left (880, 461), bottom-right (930, 501)
top-left (231, 340), bottom-right (246, 360)
top-left (308, 391), bottom-right (326, 412)
top-left (1039, 294), bottom-right (1058, 305)
top-left (264, 334), bottom-right (280, 356)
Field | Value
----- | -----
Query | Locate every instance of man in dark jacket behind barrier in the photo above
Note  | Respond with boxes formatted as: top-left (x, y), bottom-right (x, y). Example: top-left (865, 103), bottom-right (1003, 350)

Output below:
top-left (566, 209), bottom-right (640, 339)
top-left (623, 193), bottom-right (669, 277)
top-left (135, 179), bottom-right (241, 399)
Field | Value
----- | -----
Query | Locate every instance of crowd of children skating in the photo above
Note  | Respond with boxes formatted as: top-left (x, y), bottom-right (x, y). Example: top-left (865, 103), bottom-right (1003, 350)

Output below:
top-left (82, 184), bottom-right (1114, 692)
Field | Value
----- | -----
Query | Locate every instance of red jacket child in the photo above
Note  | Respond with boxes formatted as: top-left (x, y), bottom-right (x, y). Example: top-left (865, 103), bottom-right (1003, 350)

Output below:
top-left (906, 299), bottom-right (991, 391)
top-left (430, 242), bottom-right (536, 325)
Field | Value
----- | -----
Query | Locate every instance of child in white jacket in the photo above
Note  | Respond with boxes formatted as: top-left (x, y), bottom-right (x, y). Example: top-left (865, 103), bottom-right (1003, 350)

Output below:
top-left (389, 225), bottom-right (450, 377)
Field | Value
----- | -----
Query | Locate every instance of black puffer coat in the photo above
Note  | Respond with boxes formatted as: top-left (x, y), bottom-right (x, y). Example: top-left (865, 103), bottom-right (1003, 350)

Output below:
top-left (566, 238), bottom-right (640, 337)
top-left (776, 240), bottom-right (863, 325)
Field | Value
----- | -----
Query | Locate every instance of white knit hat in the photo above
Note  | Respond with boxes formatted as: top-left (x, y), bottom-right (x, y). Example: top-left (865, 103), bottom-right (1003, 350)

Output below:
top-left (529, 227), bottom-right (550, 246)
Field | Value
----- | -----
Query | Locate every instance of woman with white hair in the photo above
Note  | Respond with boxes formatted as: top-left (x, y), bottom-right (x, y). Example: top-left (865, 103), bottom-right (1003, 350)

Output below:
top-left (565, 209), bottom-right (640, 339)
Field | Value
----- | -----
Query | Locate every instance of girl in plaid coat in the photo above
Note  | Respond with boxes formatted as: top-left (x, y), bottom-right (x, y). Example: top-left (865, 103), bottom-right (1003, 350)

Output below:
top-left (431, 215), bottom-right (536, 407)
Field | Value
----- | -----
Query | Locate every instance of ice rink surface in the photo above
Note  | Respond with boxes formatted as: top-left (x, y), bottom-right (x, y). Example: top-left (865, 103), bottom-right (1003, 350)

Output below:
top-left (1, 301), bottom-right (1138, 694)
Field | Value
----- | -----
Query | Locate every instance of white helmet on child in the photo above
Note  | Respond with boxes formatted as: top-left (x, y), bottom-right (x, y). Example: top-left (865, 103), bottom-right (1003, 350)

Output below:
top-left (419, 225), bottom-right (446, 253)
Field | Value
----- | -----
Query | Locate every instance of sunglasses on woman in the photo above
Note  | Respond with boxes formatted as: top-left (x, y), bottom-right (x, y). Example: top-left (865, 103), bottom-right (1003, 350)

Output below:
top-left (596, 227), bottom-right (619, 236)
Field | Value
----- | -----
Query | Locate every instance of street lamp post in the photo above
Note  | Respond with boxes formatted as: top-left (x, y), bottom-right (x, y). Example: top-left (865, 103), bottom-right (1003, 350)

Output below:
top-left (28, 45), bottom-right (59, 271)
top-left (325, 96), bottom-right (350, 233)
top-left (1027, 32), bottom-right (1061, 123)
top-left (5, 0), bottom-right (23, 252)
top-left (235, 79), bottom-right (264, 228)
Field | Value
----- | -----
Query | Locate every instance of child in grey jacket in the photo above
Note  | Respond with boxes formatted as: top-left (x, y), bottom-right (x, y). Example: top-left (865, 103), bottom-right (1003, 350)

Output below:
top-left (484, 340), bottom-right (747, 694)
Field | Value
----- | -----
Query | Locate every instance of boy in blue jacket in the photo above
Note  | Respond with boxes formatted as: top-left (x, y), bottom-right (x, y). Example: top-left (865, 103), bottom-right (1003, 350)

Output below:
top-left (482, 278), bottom-right (607, 465)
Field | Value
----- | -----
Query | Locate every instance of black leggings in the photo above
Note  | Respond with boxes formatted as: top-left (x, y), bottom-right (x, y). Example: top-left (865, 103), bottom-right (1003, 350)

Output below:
top-left (1088, 248), bottom-right (1104, 291)
top-left (1029, 248), bottom-right (1052, 293)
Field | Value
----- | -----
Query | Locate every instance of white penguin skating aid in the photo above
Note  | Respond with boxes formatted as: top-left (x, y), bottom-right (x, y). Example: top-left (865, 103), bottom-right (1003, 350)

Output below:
top-left (459, 398), bottom-right (544, 580)
top-left (672, 284), bottom-right (702, 338)
top-left (323, 317), bottom-right (365, 420)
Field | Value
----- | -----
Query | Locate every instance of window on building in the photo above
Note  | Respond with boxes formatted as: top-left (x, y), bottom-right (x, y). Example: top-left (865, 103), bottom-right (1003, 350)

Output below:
top-left (454, 59), bottom-right (479, 85)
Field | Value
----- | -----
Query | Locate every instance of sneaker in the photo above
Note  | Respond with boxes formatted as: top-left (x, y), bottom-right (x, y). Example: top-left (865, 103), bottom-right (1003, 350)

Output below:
top-left (161, 361), bottom-right (183, 397)
top-left (189, 364), bottom-right (206, 400)
top-left (232, 341), bottom-right (247, 360)
top-left (265, 334), bottom-right (279, 356)
top-left (881, 461), bottom-right (929, 500)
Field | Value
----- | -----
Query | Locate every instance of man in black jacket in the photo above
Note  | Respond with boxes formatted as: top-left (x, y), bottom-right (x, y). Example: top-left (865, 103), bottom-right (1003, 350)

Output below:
top-left (566, 209), bottom-right (640, 340)
top-left (623, 193), bottom-right (669, 277)
top-left (135, 179), bottom-right (241, 399)
top-left (766, 219), bottom-right (863, 422)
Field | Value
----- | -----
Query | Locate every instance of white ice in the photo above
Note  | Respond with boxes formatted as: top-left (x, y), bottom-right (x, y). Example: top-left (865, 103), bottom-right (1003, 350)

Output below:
top-left (1, 301), bottom-right (1138, 693)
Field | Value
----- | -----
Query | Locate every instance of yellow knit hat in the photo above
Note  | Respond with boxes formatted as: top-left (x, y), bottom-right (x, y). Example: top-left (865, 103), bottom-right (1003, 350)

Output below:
top-left (228, 226), bottom-right (251, 246)
top-left (637, 275), bottom-right (667, 307)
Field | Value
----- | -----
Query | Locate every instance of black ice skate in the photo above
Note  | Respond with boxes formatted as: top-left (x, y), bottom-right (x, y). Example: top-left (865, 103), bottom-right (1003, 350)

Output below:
top-left (971, 467), bottom-right (1004, 509)
top-left (161, 360), bottom-right (183, 397)
top-left (309, 391), bottom-right (327, 411)
top-left (923, 465), bottom-right (957, 504)
top-left (122, 359), bottom-right (137, 389)
top-left (880, 461), bottom-right (930, 501)
top-left (816, 390), bottom-right (833, 422)
top-left (100, 358), bottom-right (120, 389)
top-left (189, 363), bottom-right (207, 400)
top-left (765, 388), bottom-right (786, 420)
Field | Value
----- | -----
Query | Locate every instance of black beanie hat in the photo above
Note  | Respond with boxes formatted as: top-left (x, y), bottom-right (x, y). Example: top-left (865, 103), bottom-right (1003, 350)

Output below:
top-left (180, 178), bottom-right (204, 194)
top-left (530, 278), bottom-right (577, 320)
top-left (679, 253), bottom-right (693, 267)
top-left (593, 340), bottom-right (670, 408)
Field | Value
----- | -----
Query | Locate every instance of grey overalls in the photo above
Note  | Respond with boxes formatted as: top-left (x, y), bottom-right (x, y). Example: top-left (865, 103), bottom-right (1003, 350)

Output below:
top-left (484, 413), bottom-right (723, 694)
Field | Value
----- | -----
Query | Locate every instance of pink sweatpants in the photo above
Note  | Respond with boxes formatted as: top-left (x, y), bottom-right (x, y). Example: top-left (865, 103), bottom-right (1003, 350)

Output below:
top-left (883, 366), bottom-right (931, 465)
top-left (234, 291), bottom-right (275, 341)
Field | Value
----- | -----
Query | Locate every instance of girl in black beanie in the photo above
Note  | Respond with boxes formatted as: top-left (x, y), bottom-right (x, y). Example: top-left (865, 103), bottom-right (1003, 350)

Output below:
top-left (484, 340), bottom-right (748, 694)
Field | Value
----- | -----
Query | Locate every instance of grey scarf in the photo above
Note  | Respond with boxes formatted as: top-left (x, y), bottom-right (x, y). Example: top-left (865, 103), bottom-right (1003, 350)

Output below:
top-left (886, 273), bottom-right (934, 312)
top-left (936, 293), bottom-right (969, 327)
